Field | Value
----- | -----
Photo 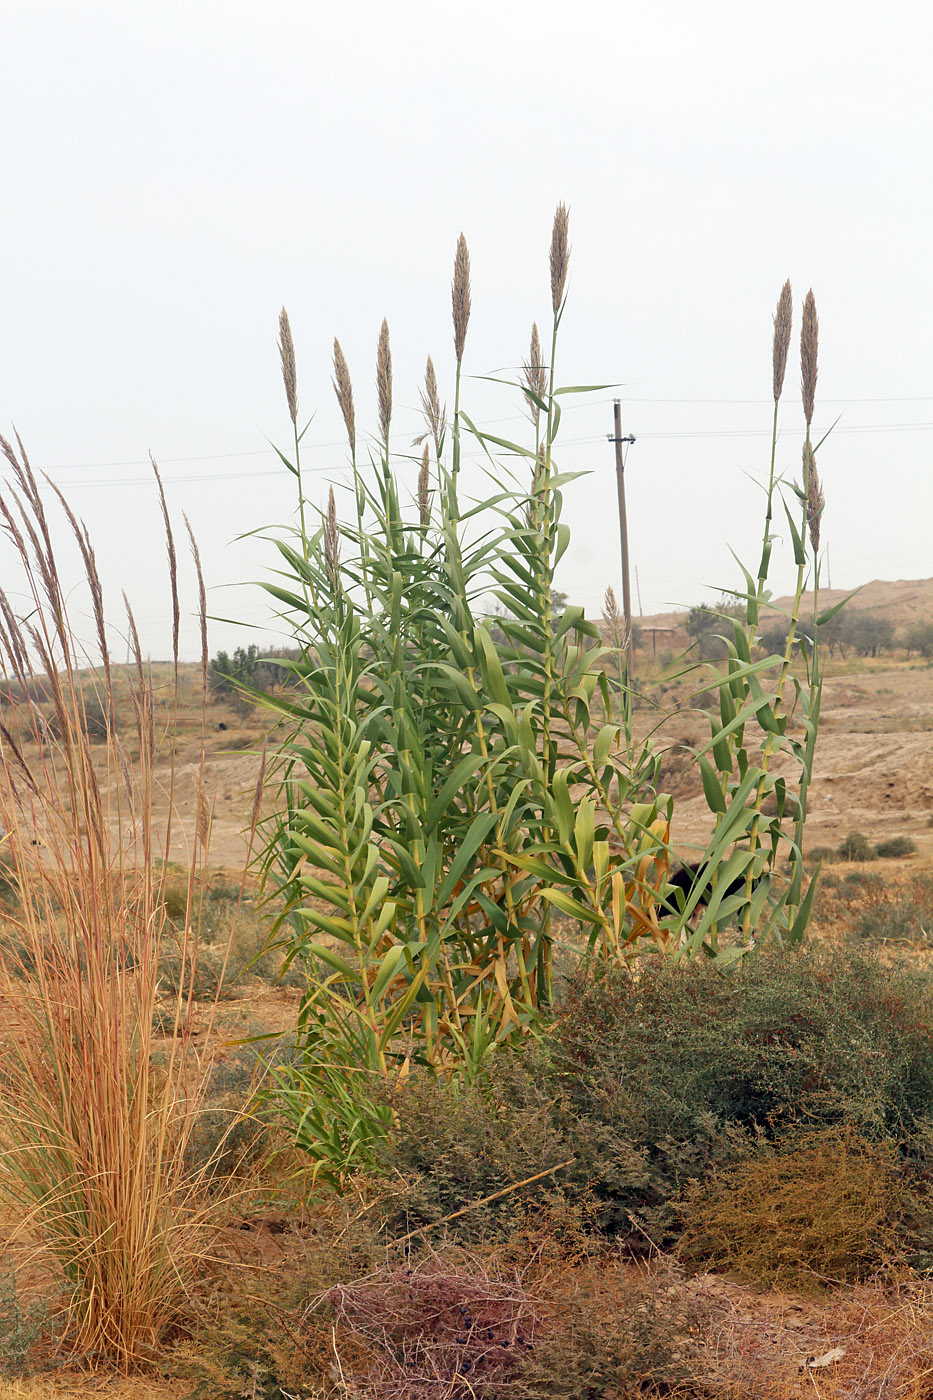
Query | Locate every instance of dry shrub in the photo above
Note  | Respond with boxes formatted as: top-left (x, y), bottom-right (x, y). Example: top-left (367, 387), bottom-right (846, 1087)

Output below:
top-left (168, 1190), bottom-right (386, 1396)
top-left (327, 1252), bottom-right (540, 1400)
top-left (676, 1127), bottom-right (903, 1289)
top-left (326, 1249), bottom-right (711, 1400)
top-left (516, 1255), bottom-right (709, 1400)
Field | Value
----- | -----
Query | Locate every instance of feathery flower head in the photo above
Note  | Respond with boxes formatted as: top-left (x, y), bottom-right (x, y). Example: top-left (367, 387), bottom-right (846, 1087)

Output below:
top-left (772, 279), bottom-right (793, 402)
top-left (278, 307), bottom-right (298, 426)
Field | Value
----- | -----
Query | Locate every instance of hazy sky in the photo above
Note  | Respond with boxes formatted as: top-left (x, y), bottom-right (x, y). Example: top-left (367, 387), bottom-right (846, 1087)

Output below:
top-left (2, 0), bottom-right (930, 660)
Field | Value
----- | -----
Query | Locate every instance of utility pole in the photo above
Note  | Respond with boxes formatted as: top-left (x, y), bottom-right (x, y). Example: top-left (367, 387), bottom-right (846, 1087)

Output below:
top-left (609, 400), bottom-right (636, 674)
top-left (635, 565), bottom-right (644, 617)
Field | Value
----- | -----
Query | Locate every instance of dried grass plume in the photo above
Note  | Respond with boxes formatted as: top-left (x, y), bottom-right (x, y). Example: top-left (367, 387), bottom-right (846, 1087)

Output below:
top-left (772, 280), bottom-right (793, 402)
top-left (801, 289), bottom-right (819, 426)
top-left (452, 234), bottom-right (471, 364)
top-left (523, 322), bottom-right (548, 413)
top-left (603, 584), bottom-right (628, 650)
top-left (278, 306), bottom-right (298, 427)
top-left (325, 485), bottom-right (341, 584)
top-left (804, 442), bottom-right (824, 554)
top-left (377, 319), bottom-right (392, 444)
top-left (417, 356), bottom-right (446, 457)
top-left (332, 338), bottom-right (356, 454)
top-left (417, 443), bottom-right (431, 527)
top-left (549, 203), bottom-right (570, 314)
top-left (526, 444), bottom-right (546, 529)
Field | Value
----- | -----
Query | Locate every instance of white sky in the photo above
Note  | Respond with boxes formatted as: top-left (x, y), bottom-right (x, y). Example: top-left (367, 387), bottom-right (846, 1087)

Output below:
top-left (1, 0), bottom-right (930, 660)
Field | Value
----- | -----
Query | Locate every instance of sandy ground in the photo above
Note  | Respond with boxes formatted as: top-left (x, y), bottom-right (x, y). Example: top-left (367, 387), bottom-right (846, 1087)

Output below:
top-left (665, 660), bottom-right (933, 859)
top-left (7, 608), bottom-right (933, 1393)
top-left (174, 657), bottom-right (933, 872)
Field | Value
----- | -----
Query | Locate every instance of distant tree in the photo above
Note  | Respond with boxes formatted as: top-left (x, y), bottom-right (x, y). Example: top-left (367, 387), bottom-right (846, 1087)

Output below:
top-left (549, 589), bottom-right (568, 619)
top-left (819, 610), bottom-right (848, 658)
top-left (902, 620), bottom-right (933, 659)
top-left (758, 622), bottom-right (788, 655)
top-left (209, 644), bottom-right (287, 712)
top-left (686, 597), bottom-right (744, 661)
top-left (841, 613), bottom-right (894, 657)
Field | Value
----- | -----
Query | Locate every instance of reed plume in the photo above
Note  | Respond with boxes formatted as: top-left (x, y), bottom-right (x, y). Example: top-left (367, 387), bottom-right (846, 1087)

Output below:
top-left (417, 355), bottom-right (447, 457)
top-left (417, 443), bottom-right (431, 526)
top-left (603, 584), bottom-right (627, 649)
top-left (804, 442), bottom-right (824, 554)
top-left (522, 322), bottom-right (548, 412)
top-left (452, 233), bottom-right (471, 364)
top-left (377, 319), bottom-right (392, 444)
top-left (278, 306), bottom-right (298, 427)
top-left (801, 289), bottom-right (819, 427)
top-left (549, 203), bottom-right (570, 314)
top-left (332, 338), bottom-right (356, 454)
top-left (325, 485), bottom-right (341, 584)
top-left (772, 280), bottom-right (793, 401)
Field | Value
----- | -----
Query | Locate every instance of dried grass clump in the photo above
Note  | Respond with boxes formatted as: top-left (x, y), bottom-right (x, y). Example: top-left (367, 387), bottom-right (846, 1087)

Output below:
top-left (0, 435), bottom-right (251, 1368)
top-left (327, 1252), bottom-right (540, 1400)
top-left (677, 1127), bottom-right (903, 1289)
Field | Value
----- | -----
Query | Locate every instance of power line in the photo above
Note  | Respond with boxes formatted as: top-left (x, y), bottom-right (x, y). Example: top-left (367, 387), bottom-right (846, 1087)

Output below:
top-left (17, 417), bottom-right (933, 490)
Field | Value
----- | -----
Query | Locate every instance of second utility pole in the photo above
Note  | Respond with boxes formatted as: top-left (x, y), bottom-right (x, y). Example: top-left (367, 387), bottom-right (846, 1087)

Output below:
top-left (610, 399), bottom-right (636, 675)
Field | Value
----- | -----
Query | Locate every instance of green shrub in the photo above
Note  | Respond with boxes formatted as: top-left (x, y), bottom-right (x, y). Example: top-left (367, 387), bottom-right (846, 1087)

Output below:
top-left (851, 892), bottom-right (932, 945)
top-left (0, 1272), bottom-right (49, 1377)
top-left (876, 835), bottom-right (917, 859)
top-left (157, 946), bottom-right (231, 1001)
top-left (380, 948), bottom-right (933, 1252)
top-left (806, 844), bottom-right (837, 866)
top-left (838, 830), bottom-right (877, 861)
top-left (378, 1052), bottom-right (579, 1244)
top-left (545, 951), bottom-right (933, 1242)
top-left (515, 1257), bottom-right (708, 1400)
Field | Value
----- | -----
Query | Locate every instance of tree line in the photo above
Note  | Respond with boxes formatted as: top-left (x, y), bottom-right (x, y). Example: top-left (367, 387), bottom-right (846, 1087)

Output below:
top-left (685, 599), bottom-right (933, 661)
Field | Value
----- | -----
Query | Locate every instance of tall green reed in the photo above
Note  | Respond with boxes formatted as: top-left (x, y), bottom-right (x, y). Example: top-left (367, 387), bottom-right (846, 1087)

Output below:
top-left (667, 282), bottom-right (840, 959)
top-left (257, 207), bottom-right (672, 1184)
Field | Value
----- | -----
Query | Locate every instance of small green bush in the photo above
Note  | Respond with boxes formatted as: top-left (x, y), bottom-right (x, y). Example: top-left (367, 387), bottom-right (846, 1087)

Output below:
top-left (515, 1257), bottom-right (708, 1400)
top-left (876, 835), bottom-right (918, 859)
top-left (849, 879), bottom-right (933, 945)
top-left (806, 844), bottom-right (837, 866)
top-left (0, 1272), bottom-right (49, 1377)
top-left (842, 869), bottom-right (888, 891)
top-left (381, 948), bottom-right (933, 1252)
top-left (838, 830), bottom-right (877, 861)
top-left (379, 1053), bottom-right (578, 1244)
